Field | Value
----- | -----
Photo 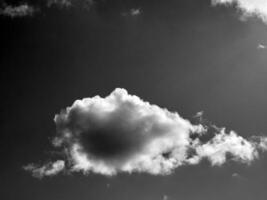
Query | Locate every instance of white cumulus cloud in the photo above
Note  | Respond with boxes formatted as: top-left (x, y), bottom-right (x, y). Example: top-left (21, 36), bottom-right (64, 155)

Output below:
top-left (212, 0), bottom-right (267, 23)
top-left (25, 88), bottom-right (267, 177)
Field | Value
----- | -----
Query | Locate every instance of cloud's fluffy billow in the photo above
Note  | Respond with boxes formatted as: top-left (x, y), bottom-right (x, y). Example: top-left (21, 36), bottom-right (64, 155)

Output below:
top-left (212, 0), bottom-right (267, 23)
top-left (25, 88), bottom-right (267, 177)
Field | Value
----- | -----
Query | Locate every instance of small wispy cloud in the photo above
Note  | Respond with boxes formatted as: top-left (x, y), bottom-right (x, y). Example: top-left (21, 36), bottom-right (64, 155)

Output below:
top-left (257, 43), bottom-right (266, 49)
top-left (23, 160), bottom-right (65, 178)
top-left (0, 3), bottom-right (36, 17)
top-left (122, 8), bottom-right (141, 17)
top-left (163, 195), bottom-right (169, 200)
top-left (211, 0), bottom-right (267, 24)
top-left (0, 0), bottom-right (96, 18)
top-left (130, 8), bottom-right (141, 16)
top-left (232, 172), bottom-right (248, 181)
top-left (232, 172), bottom-right (239, 177)
top-left (47, 0), bottom-right (72, 8)
top-left (24, 88), bottom-right (267, 178)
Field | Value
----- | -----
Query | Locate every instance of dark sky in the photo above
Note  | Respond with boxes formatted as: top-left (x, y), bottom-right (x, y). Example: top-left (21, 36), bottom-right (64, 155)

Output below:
top-left (1, 0), bottom-right (267, 200)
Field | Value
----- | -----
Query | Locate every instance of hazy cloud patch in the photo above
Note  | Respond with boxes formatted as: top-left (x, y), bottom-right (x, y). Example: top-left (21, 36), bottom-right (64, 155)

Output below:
top-left (25, 88), bottom-right (267, 177)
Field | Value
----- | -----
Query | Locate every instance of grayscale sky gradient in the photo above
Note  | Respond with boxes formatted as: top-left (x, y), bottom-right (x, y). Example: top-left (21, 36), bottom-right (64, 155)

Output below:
top-left (1, 1), bottom-right (267, 200)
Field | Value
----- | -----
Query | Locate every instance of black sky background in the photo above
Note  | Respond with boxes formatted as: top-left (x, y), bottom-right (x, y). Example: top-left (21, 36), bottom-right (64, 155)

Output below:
top-left (1, 0), bottom-right (267, 199)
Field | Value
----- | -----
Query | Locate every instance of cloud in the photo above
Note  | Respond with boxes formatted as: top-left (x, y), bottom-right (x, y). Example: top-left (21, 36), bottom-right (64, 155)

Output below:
top-left (121, 8), bottom-right (142, 17)
top-left (47, 0), bottom-right (72, 8)
top-left (46, 0), bottom-right (94, 8)
top-left (187, 129), bottom-right (260, 165)
top-left (232, 172), bottom-right (239, 177)
top-left (0, 0), bottom-right (95, 17)
top-left (0, 3), bottom-right (36, 17)
top-left (25, 88), bottom-right (267, 177)
top-left (163, 195), bottom-right (169, 200)
top-left (129, 8), bottom-right (141, 16)
top-left (0, 1), bottom-right (141, 18)
top-left (211, 0), bottom-right (267, 23)
top-left (23, 160), bottom-right (65, 178)
top-left (257, 43), bottom-right (266, 49)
